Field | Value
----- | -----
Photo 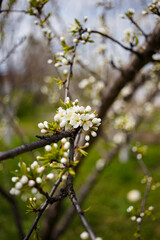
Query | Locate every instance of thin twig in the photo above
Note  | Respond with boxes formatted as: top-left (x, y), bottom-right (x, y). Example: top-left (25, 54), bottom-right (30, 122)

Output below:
top-left (23, 177), bottom-right (62, 240)
top-left (0, 37), bottom-right (26, 65)
top-left (67, 136), bottom-right (96, 240)
top-left (0, 9), bottom-right (27, 14)
top-left (67, 176), bottom-right (96, 240)
top-left (64, 43), bottom-right (78, 101)
top-left (136, 158), bottom-right (152, 240)
top-left (129, 17), bottom-right (148, 38)
top-left (90, 30), bottom-right (139, 55)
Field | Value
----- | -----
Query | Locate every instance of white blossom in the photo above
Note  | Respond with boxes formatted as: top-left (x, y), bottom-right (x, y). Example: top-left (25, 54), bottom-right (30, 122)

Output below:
top-left (28, 180), bottom-right (35, 187)
top-left (15, 182), bottom-right (23, 189)
top-left (20, 176), bottom-right (28, 184)
top-left (85, 135), bottom-right (90, 141)
top-left (131, 216), bottom-right (136, 221)
top-left (31, 161), bottom-right (38, 169)
top-left (37, 166), bottom-right (45, 173)
top-left (31, 188), bottom-right (38, 194)
top-left (45, 145), bottom-right (52, 152)
top-left (80, 231), bottom-right (89, 239)
top-left (91, 131), bottom-right (97, 137)
top-left (46, 173), bottom-right (54, 179)
top-left (127, 190), bottom-right (141, 202)
top-left (11, 177), bottom-right (19, 182)
top-left (38, 122), bottom-right (44, 129)
top-left (64, 142), bottom-right (70, 150)
top-left (36, 177), bottom-right (42, 184)
top-left (10, 188), bottom-right (20, 195)
top-left (61, 158), bottom-right (67, 164)
top-left (61, 138), bottom-right (67, 144)
top-left (136, 217), bottom-right (142, 223)
top-left (148, 206), bottom-right (154, 211)
top-left (41, 129), bottom-right (47, 134)
top-left (47, 59), bottom-right (53, 64)
top-left (127, 206), bottom-right (134, 212)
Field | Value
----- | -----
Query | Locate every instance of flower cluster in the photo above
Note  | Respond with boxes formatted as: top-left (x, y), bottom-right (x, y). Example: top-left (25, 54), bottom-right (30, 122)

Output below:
top-left (38, 98), bottom-right (101, 136)
top-left (114, 114), bottom-right (136, 131)
top-left (54, 98), bottom-right (101, 133)
top-left (9, 159), bottom-right (56, 197)
top-left (127, 204), bottom-right (155, 224)
top-left (122, 28), bottom-right (139, 46)
top-left (147, 0), bottom-right (160, 15)
top-left (125, 8), bottom-right (135, 18)
top-left (132, 144), bottom-right (148, 160)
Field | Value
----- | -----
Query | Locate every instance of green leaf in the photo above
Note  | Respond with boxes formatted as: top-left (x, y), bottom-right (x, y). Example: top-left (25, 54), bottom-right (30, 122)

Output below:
top-left (88, 40), bottom-right (94, 43)
top-left (60, 99), bottom-right (66, 109)
top-left (20, 162), bottom-right (27, 175)
top-left (63, 45), bottom-right (74, 54)
top-left (78, 149), bottom-right (88, 157)
top-left (69, 168), bottom-right (76, 176)
top-left (74, 18), bottom-right (82, 27)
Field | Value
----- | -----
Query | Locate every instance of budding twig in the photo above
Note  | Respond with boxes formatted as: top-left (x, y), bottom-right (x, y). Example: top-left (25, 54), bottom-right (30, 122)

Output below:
top-left (23, 177), bottom-right (62, 240)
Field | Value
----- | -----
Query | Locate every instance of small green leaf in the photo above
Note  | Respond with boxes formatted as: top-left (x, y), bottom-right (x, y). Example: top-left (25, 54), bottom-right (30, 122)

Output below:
top-left (60, 99), bottom-right (67, 109)
top-left (69, 168), bottom-right (76, 176)
top-left (78, 149), bottom-right (88, 157)
top-left (74, 18), bottom-right (81, 27)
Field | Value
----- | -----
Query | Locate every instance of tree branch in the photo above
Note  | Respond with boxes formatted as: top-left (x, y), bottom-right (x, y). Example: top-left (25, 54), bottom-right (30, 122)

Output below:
top-left (129, 17), bottom-right (148, 38)
top-left (0, 9), bottom-right (27, 14)
top-left (64, 43), bottom-right (78, 101)
top-left (90, 30), bottom-right (139, 55)
top-left (23, 177), bottom-right (62, 240)
top-left (66, 136), bottom-right (96, 239)
top-left (0, 128), bottom-right (77, 162)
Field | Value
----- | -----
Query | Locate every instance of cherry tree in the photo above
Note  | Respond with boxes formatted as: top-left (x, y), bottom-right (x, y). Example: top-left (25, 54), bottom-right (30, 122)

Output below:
top-left (0, 0), bottom-right (160, 240)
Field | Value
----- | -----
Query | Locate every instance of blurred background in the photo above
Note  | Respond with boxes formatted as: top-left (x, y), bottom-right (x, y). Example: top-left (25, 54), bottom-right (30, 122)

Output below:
top-left (1, 0), bottom-right (160, 239)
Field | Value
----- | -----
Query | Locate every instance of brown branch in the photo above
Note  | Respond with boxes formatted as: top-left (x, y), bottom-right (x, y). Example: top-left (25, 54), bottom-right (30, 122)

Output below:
top-left (0, 128), bottom-right (77, 162)
top-left (90, 30), bottom-right (139, 55)
top-left (0, 185), bottom-right (25, 239)
top-left (64, 43), bottom-right (78, 101)
top-left (0, 0), bottom-right (3, 10)
top-left (96, 22), bottom-right (160, 139)
top-left (0, 9), bottom-right (27, 14)
top-left (67, 175), bottom-right (96, 240)
top-left (129, 17), bottom-right (148, 38)
top-left (67, 136), bottom-right (96, 240)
